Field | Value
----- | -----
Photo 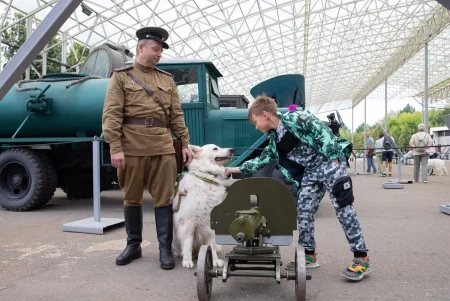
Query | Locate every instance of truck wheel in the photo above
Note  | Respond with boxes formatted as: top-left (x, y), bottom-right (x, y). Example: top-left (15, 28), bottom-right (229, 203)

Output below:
top-left (36, 153), bottom-right (58, 205)
top-left (60, 168), bottom-right (113, 200)
top-left (0, 149), bottom-right (54, 211)
top-left (61, 168), bottom-right (93, 200)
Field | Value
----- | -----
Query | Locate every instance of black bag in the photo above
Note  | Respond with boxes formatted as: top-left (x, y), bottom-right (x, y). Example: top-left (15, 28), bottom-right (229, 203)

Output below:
top-left (332, 176), bottom-right (354, 207)
top-left (383, 138), bottom-right (392, 151)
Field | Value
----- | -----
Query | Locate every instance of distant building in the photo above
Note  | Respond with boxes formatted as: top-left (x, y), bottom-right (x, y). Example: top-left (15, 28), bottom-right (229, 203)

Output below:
top-left (430, 126), bottom-right (450, 160)
top-left (219, 95), bottom-right (250, 109)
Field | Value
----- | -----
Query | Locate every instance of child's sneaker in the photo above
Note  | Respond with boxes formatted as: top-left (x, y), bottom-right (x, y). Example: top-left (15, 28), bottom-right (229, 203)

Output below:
top-left (342, 256), bottom-right (371, 281)
top-left (305, 253), bottom-right (320, 268)
top-left (285, 253), bottom-right (319, 270)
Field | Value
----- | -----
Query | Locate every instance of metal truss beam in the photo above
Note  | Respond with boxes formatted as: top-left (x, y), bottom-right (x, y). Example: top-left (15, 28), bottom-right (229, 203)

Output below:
top-left (0, 0), bottom-right (83, 101)
top-left (0, 0), bottom-right (92, 55)
top-left (36, 1), bottom-right (149, 54)
top-left (415, 77), bottom-right (450, 101)
top-left (303, 0), bottom-right (310, 77)
top-left (0, 0), bottom-right (57, 34)
top-left (352, 5), bottom-right (450, 107)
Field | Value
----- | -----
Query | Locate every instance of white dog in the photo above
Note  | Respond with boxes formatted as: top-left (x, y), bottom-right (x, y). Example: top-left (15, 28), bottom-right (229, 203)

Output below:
top-left (428, 158), bottom-right (448, 176)
top-left (172, 144), bottom-right (234, 269)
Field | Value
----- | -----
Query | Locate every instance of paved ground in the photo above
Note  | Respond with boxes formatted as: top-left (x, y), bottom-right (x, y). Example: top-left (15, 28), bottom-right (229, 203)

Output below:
top-left (1, 160), bottom-right (450, 301)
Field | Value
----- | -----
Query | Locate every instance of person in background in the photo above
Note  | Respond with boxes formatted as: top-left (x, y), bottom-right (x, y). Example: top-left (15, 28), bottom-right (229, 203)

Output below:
top-left (365, 131), bottom-right (376, 174)
top-left (428, 134), bottom-right (438, 159)
top-left (409, 123), bottom-right (433, 183)
top-left (374, 133), bottom-right (384, 176)
top-left (381, 134), bottom-right (395, 177)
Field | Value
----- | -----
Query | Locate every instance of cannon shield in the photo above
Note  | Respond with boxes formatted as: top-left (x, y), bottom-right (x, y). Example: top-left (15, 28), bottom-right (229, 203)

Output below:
top-left (211, 178), bottom-right (297, 246)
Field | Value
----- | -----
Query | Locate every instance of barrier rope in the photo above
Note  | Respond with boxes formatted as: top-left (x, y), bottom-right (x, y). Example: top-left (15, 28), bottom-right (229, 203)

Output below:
top-left (228, 145), bottom-right (450, 153)
top-left (2, 140), bottom-right (449, 155)
top-left (1, 140), bottom-right (99, 148)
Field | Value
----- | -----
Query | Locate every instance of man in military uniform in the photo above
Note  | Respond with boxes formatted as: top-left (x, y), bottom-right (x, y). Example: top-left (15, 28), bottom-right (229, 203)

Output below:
top-left (102, 27), bottom-right (193, 270)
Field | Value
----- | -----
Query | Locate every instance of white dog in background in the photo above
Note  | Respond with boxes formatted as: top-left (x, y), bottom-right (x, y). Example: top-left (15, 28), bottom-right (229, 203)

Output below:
top-left (428, 158), bottom-right (448, 176)
top-left (172, 144), bottom-right (234, 269)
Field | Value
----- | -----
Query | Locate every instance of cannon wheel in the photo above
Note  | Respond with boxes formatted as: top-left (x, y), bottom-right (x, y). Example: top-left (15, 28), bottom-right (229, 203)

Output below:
top-left (295, 246), bottom-right (307, 301)
top-left (196, 245), bottom-right (213, 301)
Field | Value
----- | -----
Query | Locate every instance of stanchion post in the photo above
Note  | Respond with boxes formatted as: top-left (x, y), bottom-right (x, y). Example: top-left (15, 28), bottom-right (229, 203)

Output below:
top-left (62, 136), bottom-right (124, 234)
top-left (93, 137), bottom-right (101, 222)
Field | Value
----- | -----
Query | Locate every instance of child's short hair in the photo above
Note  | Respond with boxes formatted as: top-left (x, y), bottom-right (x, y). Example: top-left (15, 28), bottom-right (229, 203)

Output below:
top-left (248, 94), bottom-right (278, 121)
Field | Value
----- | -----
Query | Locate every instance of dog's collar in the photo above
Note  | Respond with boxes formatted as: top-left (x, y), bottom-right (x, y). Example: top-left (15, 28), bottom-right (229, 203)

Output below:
top-left (190, 171), bottom-right (221, 185)
top-left (196, 175), bottom-right (220, 185)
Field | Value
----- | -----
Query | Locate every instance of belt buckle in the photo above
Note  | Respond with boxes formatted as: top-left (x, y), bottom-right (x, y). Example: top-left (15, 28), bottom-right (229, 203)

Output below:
top-left (144, 117), bottom-right (153, 127)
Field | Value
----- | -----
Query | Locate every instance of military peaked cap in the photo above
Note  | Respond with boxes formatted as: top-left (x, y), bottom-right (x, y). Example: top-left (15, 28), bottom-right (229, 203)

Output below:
top-left (136, 27), bottom-right (169, 49)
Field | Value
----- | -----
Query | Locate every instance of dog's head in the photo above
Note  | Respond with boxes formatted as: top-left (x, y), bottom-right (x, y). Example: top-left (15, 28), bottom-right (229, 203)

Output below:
top-left (188, 144), bottom-right (234, 167)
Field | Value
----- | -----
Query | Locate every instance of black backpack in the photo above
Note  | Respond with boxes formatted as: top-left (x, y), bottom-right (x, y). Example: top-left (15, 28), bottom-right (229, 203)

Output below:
top-left (383, 137), bottom-right (393, 151)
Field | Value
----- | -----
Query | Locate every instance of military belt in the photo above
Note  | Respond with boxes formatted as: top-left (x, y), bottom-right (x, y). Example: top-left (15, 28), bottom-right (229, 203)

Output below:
top-left (123, 116), bottom-right (168, 128)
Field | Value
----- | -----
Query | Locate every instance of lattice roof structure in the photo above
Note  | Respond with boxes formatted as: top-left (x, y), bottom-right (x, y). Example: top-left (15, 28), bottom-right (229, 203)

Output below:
top-left (1, 0), bottom-right (450, 113)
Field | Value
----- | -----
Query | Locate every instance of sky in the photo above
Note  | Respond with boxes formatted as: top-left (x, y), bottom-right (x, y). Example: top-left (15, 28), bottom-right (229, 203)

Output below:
top-left (336, 95), bottom-right (450, 132)
top-left (1, 0), bottom-right (448, 129)
top-left (338, 96), bottom-right (423, 131)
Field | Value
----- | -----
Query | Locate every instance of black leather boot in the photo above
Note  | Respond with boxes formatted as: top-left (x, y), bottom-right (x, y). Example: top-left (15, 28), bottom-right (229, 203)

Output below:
top-left (155, 205), bottom-right (175, 270)
top-left (116, 206), bottom-right (143, 265)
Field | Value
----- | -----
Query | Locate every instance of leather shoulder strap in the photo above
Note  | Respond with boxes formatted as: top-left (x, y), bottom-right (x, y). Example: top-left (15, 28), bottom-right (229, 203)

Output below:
top-left (112, 65), bottom-right (133, 73)
top-left (154, 67), bottom-right (172, 76)
top-left (123, 70), bottom-right (170, 127)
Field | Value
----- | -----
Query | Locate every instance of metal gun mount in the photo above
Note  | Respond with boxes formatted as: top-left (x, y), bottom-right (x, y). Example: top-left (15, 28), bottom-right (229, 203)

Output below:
top-left (195, 178), bottom-right (310, 301)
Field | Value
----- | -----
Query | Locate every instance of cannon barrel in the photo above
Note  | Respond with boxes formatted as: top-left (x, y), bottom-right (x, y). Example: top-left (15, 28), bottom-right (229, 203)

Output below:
top-left (229, 208), bottom-right (265, 243)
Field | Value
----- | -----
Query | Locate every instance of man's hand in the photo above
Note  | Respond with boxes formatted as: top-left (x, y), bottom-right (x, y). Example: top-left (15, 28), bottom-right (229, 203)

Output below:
top-left (225, 167), bottom-right (241, 177)
top-left (331, 158), bottom-right (339, 164)
top-left (111, 152), bottom-right (125, 169)
top-left (182, 148), bottom-right (193, 166)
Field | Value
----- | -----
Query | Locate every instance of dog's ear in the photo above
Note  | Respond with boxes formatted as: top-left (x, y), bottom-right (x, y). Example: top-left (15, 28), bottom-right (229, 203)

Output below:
top-left (188, 145), bottom-right (202, 155)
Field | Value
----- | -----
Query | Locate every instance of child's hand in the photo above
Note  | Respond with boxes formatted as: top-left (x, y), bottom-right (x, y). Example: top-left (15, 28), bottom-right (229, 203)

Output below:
top-left (225, 167), bottom-right (240, 177)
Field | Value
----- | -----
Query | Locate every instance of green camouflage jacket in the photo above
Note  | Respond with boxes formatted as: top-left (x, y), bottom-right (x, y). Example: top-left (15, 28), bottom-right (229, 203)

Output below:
top-left (239, 109), bottom-right (353, 187)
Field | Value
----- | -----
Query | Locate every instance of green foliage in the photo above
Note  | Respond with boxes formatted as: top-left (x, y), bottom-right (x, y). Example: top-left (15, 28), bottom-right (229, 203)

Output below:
top-left (346, 103), bottom-right (450, 152)
top-left (399, 103), bottom-right (415, 114)
top-left (355, 123), bottom-right (365, 133)
top-left (67, 42), bottom-right (90, 71)
top-left (1, 13), bottom-right (27, 68)
top-left (1, 13), bottom-right (89, 78)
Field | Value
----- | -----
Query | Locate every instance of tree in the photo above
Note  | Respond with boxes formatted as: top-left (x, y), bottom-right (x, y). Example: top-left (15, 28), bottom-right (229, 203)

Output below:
top-left (355, 123), bottom-right (366, 133)
top-left (1, 12), bottom-right (89, 77)
top-left (399, 103), bottom-right (415, 114)
top-left (428, 107), bottom-right (450, 128)
top-left (35, 35), bottom-right (62, 76)
top-left (1, 12), bottom-right (27, 74)
top-left (2, 13), bottom-right (61, 78)
top-left (67, 41), bottom-right (90, 71)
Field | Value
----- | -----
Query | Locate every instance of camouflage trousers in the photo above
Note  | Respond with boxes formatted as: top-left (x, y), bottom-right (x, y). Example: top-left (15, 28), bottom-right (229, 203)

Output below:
top-left (297, 154), bottom-right (368, 253)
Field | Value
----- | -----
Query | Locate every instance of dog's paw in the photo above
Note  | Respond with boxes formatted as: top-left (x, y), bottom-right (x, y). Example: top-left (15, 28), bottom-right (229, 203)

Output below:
top-left (213, 259), bottom-right (224, 268)
top-left (182, 260), bottom-right (195, 269)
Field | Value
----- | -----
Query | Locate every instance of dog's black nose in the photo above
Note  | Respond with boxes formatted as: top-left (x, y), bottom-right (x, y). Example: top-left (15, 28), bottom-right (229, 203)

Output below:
top-left (229, 148), bottom-right (234, 154)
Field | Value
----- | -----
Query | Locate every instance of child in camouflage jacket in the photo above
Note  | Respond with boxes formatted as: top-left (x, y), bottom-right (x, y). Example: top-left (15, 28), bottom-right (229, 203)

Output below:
top-left (225, 95), bottom-right (370, 281)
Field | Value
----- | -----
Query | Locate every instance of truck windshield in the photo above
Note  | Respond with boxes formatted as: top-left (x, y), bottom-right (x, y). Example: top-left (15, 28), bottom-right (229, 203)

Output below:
top-left (170, 67), bottom-right (199, 103)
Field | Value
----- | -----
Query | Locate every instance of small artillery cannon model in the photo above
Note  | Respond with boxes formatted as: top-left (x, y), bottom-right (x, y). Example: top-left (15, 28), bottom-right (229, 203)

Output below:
top-left (195, 178), bottom-right (310, 301)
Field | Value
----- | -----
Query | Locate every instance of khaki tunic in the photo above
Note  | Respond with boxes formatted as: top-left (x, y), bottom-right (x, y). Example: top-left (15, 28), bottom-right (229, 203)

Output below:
top-left (102, 60), bottom-right (190, 156)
